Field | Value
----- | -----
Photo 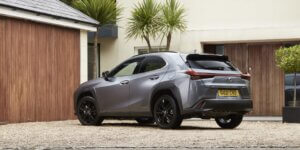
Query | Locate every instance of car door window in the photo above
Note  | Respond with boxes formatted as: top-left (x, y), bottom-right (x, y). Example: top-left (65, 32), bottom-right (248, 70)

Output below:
top-left (109, 57), bottom-right (144, 77)
top-left (114, 62), bottom-right (138, 77)
top-left (140, 56), bottom-right (166, 73)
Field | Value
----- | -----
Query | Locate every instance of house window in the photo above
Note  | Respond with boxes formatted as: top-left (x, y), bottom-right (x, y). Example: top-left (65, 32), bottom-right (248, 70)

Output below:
top-left (88, 43), bottom-right (100, 80)
top-left (135, 46), bottom-right (167, 55)
top-left (203, 44), bottom-right (224, 55)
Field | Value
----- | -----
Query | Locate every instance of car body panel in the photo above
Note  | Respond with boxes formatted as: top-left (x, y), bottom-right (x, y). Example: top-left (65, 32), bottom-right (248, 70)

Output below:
top-left (74, 52), bottom-right (252, 119)
top-left (128, 68), bottom-right (168, 113)
top-left (94, 76), bottom-right (130, 113)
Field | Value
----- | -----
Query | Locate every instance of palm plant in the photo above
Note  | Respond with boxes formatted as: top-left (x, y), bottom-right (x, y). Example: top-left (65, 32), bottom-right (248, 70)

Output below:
top-left (161, 0), bottom-right (186, 50)
top-left (126, 0), bottom-right (161, 51)
top-left (73, 0), bottom-right (122, 78)
top-left (60, 0), bottom-right (76, 5)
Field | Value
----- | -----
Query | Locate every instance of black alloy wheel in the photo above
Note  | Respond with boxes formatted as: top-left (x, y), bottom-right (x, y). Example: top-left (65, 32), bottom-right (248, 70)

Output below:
top-left (215, 114), bottom-right (243, 129)
top-left (154, 95), bottom-right (183, 129)
top-left (77, 96), bottom-right (104, 126)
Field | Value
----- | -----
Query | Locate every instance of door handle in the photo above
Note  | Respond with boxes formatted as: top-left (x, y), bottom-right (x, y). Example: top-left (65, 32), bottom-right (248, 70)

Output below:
top-left (149, 75), bottom-right (159, 80)
top-left (120, 80), bottom-right (129, 85)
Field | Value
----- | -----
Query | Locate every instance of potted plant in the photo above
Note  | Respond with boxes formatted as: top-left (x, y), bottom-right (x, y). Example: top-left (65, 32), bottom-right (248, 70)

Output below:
top-left (275, 45), bottom-right (300, 123)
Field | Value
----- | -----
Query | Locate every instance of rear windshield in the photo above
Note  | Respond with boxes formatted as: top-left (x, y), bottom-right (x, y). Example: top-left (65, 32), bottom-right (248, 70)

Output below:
top-left (187, 60), bottom-right (236, 71)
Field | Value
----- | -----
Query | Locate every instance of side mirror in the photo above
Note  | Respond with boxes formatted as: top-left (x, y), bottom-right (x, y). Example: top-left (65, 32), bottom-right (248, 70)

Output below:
top-left (102, 71), bottom-right (110, 81)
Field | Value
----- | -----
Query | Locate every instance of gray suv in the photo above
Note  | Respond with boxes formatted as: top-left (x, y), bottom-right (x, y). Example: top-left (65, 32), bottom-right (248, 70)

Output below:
top-left (74, 52), bottom-right (252, 129)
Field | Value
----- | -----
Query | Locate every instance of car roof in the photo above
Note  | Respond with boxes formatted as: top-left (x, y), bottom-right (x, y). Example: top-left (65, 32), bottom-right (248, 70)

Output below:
top-left (132, 51), bottom-right (227, 59)
top-left (131, 51), bottom-right (178, 57)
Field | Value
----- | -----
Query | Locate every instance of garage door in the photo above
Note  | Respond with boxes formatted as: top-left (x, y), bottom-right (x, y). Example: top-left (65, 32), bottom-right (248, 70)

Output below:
top-left (0, 17), bottom-right (80, 123)
top-left (224, 43), bottom-right (285, 116)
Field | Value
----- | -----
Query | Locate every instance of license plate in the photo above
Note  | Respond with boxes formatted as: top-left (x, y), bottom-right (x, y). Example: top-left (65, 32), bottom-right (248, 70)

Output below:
top-left (218, 90), bottom-right (240, 97)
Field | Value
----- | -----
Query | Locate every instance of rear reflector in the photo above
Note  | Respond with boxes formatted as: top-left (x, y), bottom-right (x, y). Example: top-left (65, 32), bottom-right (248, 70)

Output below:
top-left (185, 70), bottom-right (251, 80)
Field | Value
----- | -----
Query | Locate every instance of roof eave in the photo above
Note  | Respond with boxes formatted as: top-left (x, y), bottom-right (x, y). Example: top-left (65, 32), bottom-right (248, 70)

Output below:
top-left (0, 6), bottom-right (97, 31)
top-left (0, 3), bottom-right (99, 26)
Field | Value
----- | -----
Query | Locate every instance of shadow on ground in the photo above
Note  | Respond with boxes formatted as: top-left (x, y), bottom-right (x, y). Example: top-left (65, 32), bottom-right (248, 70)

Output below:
top-left (74, 122), bottom-right (230, 130)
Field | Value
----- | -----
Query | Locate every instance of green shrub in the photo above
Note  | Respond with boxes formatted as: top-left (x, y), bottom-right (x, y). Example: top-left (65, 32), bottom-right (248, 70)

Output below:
top-left (276, 45), bottom-right (300, 106)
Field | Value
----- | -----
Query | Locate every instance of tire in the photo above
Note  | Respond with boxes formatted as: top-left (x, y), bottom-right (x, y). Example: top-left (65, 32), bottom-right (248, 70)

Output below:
top-left (215, 114), bottom-right (243, 129)
top-left (77, 96), bottom-right (104, 126)
top-left (136, 117), bottom-right (155, 125)
top-left (153, 95), bottom-right (183, 129)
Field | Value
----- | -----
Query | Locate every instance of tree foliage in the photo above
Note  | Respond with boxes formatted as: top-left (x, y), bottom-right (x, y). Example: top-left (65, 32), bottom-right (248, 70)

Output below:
top-left (161, 0), bottom-right (186, 50)
top-left (73, 0), bottom-right (122, 27)
top-left (126, 0), bottom-right (186, 51)
top-left (60, 0), bottom-right (76, 5)
top-left (72, 0), bottom-right (122, 79)
top-left (275, 45), bottom-right (300, 73)
top-left (126, 0), bottom-right (162, 50)
top-left (276, 45), bottom-right (300, 106)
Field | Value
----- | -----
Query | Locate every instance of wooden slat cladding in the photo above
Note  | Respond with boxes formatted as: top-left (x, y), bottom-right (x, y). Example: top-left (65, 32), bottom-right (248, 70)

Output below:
top-left (0, 16), bottom-right (80, 123)
top-left (224, 44), bottom-right (248, 73)
top-left (224, 43), bottom-right (284, 116)
top-left (248, 44), bottom-right (284, 115)
top-left (0, 16), bottom-right (8, 123)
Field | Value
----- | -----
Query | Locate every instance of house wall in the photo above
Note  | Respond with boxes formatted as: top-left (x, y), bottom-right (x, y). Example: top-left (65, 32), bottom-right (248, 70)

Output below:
top-left (0, 16), bottom-right (80, 123)
top-left (99, 0), bottom-right (300, 73)
top-left (80, 30), bottom-right (88, 83)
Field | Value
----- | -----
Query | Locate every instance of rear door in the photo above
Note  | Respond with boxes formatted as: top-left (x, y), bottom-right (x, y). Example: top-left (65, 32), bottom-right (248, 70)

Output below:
top-left (128, 56), bottom-right (168, 114)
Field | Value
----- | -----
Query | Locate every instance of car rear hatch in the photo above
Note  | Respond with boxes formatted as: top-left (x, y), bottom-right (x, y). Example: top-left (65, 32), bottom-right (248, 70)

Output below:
top-left (184, 54), bottom-right (251, 100)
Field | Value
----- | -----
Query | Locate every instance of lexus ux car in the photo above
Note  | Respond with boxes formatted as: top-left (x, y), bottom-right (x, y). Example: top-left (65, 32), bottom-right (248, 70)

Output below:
top-left (74, 52), bottom-right (252, 129)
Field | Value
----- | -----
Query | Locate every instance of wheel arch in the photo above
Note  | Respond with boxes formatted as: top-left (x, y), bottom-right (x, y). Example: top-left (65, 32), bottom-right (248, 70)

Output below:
top-left (150, 85), bottom-right (183, 115)
top-left (74, 89), bottom-right (96, 115)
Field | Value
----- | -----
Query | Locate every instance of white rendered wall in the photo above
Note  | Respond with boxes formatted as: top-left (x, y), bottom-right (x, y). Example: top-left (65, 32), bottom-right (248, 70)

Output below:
top-left (99, 0), bottom-right (300, 73)
top-left (80, 30), bottom-right (88, 83)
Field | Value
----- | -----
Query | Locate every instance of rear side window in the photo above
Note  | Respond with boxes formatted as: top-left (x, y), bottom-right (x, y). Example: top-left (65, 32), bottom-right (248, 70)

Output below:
top-left (188, 60), bottom-right (236, 71)
top-left (140, 56), bottom-right (166, 73)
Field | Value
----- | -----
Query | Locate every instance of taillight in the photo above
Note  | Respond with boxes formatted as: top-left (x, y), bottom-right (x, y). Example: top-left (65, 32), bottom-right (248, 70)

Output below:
top-left (185, 70), bottom-right (216, 80)
top-left (185, 70), bottom-right (251, 80)
top-left (241, 73), bottom-right (251, 81)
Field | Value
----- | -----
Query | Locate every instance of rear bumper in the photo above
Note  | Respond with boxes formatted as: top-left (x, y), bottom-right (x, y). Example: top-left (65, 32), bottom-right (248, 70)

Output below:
top-left (200, 99), bottom-right (253, 111)
top-left (182, 99), bottom-right (253, 117)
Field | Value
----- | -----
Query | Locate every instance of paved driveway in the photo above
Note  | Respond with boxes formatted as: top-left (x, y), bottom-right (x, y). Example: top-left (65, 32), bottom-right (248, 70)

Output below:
top-left (0, 119), bottom-right (299, 149)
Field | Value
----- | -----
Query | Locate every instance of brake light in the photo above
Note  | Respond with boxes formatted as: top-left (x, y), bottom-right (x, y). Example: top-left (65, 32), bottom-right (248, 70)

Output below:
top-left (185, 70), bottom-right (216, 80)
top-left (185, 70), bottom-right (251, 80)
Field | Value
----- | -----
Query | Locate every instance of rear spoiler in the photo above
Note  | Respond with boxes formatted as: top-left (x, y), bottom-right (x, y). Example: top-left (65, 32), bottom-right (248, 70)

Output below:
top-left (186, 54), bottom-right (229, 61)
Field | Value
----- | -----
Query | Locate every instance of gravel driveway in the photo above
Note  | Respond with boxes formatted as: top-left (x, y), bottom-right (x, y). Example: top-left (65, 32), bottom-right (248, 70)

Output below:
top-left (0, 119), bottom-right (300, 149)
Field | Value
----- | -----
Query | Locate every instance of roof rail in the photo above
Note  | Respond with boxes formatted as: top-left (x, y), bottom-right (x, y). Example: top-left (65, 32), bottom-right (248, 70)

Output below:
top-left (131, 51), bottom-right (178, 57)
